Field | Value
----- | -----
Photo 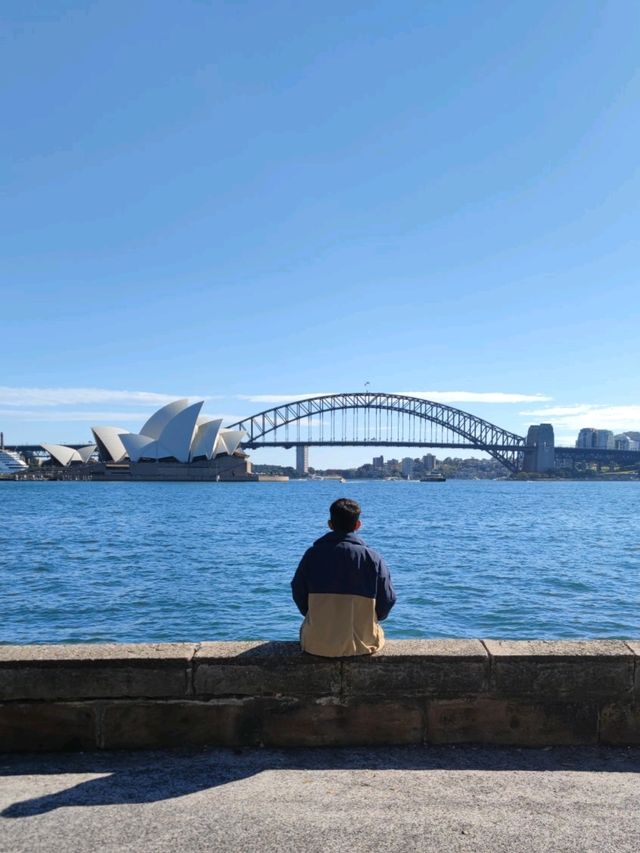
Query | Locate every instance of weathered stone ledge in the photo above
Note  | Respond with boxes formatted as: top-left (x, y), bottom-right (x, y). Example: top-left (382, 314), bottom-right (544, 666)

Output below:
top-left (1, 639), bottom-right (639, 750)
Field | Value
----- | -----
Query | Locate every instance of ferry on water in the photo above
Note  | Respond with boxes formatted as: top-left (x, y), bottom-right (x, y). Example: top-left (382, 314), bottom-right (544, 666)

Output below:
top-left (0, 449), bottom-right (29, 476)
top-left (420, 472), bottom-right (447, 482)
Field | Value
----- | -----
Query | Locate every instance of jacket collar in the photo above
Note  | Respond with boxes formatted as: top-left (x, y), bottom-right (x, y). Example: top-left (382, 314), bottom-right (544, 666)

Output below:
top-left (323, 530), bottom-right (365, 545)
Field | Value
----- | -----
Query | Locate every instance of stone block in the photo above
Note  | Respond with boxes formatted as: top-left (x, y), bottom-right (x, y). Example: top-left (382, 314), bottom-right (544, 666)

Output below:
top-left (261, 698), bottom-right (425, 747)
top-left (427, 698), bottom-right (598, 746)
top-left (343, 639), bottom-right (487, 698)
top-left (0, 643), bottom-right (198, 664)
top-left (100, 699), bottom-right (262, 749)
top-left (0, 644), bottom-right (196, 700)
top-left (193, 641), bottom-right (340, 697)
top-left (600, 703), bottom-right (640, 745)
top-left (484, 640), bottom-right (633, 702)
top-left (0, 702), bottom-right (96, 751)
top-left (624, 642), bottom-right (640, 701)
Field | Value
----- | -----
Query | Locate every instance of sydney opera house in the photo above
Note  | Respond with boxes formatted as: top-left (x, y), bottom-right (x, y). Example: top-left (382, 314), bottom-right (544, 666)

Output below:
top-left (43, 399), bottom-right (254, 481)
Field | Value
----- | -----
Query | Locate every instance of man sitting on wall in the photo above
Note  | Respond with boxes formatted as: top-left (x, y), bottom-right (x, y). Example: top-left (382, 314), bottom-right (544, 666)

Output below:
top-left (291, 498), bottom-right (396, 657)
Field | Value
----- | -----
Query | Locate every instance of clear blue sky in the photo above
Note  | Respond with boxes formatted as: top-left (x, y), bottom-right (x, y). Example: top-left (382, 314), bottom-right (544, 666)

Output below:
top-left (2, 1), bottom-right (639, 466)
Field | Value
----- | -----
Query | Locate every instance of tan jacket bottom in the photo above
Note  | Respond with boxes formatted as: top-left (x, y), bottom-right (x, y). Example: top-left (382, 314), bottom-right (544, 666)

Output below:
top-left (299, 592), bottom-right (385, 658)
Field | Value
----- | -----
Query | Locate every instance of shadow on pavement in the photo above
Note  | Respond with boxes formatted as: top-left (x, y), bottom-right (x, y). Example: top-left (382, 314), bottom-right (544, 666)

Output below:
top-left (2, 745), bottom-right (640, 819)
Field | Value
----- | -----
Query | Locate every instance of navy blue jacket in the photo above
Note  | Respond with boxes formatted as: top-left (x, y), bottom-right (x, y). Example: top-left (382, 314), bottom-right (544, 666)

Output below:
top-left (291, 531), bottom-right (396, 657)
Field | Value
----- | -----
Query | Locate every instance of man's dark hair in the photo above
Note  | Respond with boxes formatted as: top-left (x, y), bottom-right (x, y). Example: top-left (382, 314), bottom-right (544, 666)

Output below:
top-left (330, 498), bottom-right (361, 533)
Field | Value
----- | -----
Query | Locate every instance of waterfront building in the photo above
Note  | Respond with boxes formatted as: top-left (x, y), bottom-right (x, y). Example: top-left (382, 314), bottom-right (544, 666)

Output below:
top-left (40, 399), bottom-right (252, 481)
top-left (385, 458), bottom-right (400, 475)
top-left (615, 433), bottom-right (640, 452)
top-left (401, 457), bottom-right (414, 478)
top-left (576, 428), bottom-right (614, 450)
top-left (576, 428), bottom-right (596, 449)
top-left (372, 455), bottom-right (384, 470)
top-left (90, 399), bottom-right (245, 464)
top-left (296, 445), bottom-right (309, 475)
top-left (595, 430), bottom-right (614, 449)
top-left (422, 453), bottom-right (436, 471)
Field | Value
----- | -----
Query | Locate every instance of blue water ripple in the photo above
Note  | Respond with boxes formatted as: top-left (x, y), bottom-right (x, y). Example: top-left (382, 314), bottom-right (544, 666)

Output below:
top-left (1, 479), bottom-right (639, 643)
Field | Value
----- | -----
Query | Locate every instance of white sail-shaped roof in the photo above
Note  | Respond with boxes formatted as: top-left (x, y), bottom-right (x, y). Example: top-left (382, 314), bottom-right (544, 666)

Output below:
top-left (91, 426), bottom-right (129, 463)
top-left (76, 445), bottom-right (97, 463)
top-left (215, 429), bottom-right (245, 457)
top-left (88, 398), bottom-right (247, 467)
top-left (153, 400), bottom-right (203, 463)
top-left (42, 444), bottom-right (82, 466)
top-left (120, 434), bottom-right (156, 463)
top-left (132, 439), bottom-right (175, 460)
top-left (190, 418), bottom-right (223, 460)
top-left (139, 399), bottom-right (190, 440)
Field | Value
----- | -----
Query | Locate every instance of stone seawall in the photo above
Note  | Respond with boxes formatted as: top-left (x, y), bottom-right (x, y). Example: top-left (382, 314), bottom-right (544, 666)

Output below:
top-left (1, 640), bottom-right (640, 751)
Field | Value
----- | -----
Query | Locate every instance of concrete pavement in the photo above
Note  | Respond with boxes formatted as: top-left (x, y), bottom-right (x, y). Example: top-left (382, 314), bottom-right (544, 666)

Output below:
top-left (2, 746), bottom-right (640, 852)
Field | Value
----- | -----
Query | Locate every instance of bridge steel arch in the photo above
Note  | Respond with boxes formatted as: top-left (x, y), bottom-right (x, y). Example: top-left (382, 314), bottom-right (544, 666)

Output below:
top-left (229, 393), bottom-right (527, 473)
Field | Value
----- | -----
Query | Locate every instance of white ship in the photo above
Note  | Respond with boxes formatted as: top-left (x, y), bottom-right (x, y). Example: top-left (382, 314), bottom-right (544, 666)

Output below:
top-left (0, 448), bottom-right (28, 475)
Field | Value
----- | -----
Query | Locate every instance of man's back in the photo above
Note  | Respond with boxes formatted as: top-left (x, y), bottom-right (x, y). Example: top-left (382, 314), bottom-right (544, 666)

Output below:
top-left (291, 529), bottom-right (396, 657)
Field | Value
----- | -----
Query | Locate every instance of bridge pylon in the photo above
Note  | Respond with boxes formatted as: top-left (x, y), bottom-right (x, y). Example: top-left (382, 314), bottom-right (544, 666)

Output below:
top-left (522, 424), bottom-right (555, 473)
top-left (296, 445), bottom-right (309, 475)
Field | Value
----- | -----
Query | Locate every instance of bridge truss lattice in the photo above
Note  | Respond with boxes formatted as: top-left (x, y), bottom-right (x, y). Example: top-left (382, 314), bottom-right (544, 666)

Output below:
top-left (228, 393), bottom-right (527, 473)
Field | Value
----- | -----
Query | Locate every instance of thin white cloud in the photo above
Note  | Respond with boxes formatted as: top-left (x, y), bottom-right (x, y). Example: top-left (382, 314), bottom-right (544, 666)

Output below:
top-left (520, 404), bottom-right (640, 432)
top-left (554, 434), bottom-right (580, 447)
top-left (201, 413), bottom-right (247, 425)
top-left (0, 387), bottom-right (221, 407)
top-left (399, 391), bottom-right (553, 404)
top-left (0, 409), bottom-right (157, 422)
top-left (237, 393), bottom-right (335, 404)
top-left (0, 409), bottom-right (244, 425)
top-left (519, 405), bottom-right (594, 417)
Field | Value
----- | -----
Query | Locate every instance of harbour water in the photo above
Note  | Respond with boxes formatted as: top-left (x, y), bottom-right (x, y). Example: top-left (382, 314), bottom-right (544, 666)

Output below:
top-left (1, 479), bottom-right (639, 644)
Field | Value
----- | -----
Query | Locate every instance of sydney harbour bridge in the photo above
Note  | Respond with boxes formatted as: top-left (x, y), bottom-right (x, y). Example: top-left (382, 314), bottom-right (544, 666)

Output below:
top-left (8, 392), bottom-right (638, 474)
top-left (227, 392), bottom-right (638, 474)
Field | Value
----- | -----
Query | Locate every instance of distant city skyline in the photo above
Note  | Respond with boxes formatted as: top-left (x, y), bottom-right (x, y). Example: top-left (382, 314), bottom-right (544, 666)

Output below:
top-left (2, 1), bottom-right (638, 468)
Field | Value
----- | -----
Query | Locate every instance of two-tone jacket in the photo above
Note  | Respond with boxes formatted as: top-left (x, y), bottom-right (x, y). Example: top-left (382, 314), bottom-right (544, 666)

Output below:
top-left (291, 530), bottom-right (396, 657)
